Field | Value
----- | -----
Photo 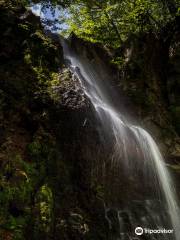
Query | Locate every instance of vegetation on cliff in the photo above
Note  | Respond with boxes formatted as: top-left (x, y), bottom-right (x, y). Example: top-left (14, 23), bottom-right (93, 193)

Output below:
top-left (0, 1), bottom-right (62, 239)
top-left (0, 0), bottom-right (180, 240)
top-left (55, 0), bottom-right (180, 155)
top-left (62, 0), bottom-right (180, 47)
top-left (0, 2), bottom-right (107, 239)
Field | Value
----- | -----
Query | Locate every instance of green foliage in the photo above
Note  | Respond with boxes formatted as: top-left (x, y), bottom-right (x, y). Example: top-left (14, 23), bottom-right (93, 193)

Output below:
top-left (3, 0), bottom-right (180, 49)
top-left (0, 4), bottom-right (63, 237)
top-left (5, 216), bottom-right (26, 240)
top-left (27, 138), bottom-right (50, 179)
top-left (35, 185), bottom-right (53, 233)
top-left (0, 153), bottom-right (34, 239)
top-left (60, 0), bottom-right (180, 48)
top-left (0, 131), bottom-right (58, 238)
top-left (111, 56), bottom-right (125, 66)
top-left (29, 0), bottom-right (72, 8)
top-left (95, 184), bottom-right (104, 200)
top-left (28, 141), bottom-right (43, 156)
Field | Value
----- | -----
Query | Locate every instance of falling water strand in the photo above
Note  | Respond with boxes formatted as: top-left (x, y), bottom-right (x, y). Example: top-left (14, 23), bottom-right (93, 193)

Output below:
top-left (61, 38), bottom-right (180, 239)
top-left (131, 126), bottom-right (180, 239)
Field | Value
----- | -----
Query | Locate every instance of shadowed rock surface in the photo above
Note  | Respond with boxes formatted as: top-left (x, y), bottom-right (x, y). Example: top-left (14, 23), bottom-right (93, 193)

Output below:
top-left (0, 1), bottom-right (180, 239)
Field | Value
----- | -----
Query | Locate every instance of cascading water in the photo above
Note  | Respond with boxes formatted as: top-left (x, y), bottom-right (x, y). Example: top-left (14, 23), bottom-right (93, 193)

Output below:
top-left (61, 38), bottom-right (180, 240)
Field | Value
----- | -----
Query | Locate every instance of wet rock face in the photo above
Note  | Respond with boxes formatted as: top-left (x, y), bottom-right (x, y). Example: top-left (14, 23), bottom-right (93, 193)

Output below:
top-left (56, 35), bottom-right (180, 239)
top-left (115, 34), bottom-right (180, 158)
top-left (52, 68), bottom-right (89, 109)
top-left (66, 34), bottom-right (180, 160)
top-left (168, 33), bottom-right (180, 136)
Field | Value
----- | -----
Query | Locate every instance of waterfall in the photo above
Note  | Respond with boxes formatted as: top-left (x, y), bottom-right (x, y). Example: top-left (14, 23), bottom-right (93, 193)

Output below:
top-left (61, 38), bottom-right (180, 240)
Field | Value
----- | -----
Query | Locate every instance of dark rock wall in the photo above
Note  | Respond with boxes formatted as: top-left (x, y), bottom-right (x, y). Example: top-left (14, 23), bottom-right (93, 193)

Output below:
top-left (0, 2), bottom-right (180, 240)
top-left (115, 34), bottom-right (180, 160)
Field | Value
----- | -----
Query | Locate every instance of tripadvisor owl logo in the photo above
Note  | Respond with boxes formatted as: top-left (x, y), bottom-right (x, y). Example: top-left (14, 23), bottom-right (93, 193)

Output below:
top-left (135, 227), bottom-right (143, 235)
top-left (135, 227), bottom-right (174, 235)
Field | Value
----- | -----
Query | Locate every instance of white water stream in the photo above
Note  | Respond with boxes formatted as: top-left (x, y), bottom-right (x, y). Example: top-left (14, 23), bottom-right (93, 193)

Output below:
top-left (61, 39), bottom-right (180, 239)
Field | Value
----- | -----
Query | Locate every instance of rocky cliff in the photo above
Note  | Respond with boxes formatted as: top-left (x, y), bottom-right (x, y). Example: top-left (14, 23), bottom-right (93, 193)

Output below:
top-left (0, 2), bottom-right (179, 240)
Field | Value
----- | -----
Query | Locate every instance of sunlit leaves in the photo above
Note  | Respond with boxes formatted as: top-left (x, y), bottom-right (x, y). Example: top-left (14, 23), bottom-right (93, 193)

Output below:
top-left (60, 0), bottom-right (180, 48)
